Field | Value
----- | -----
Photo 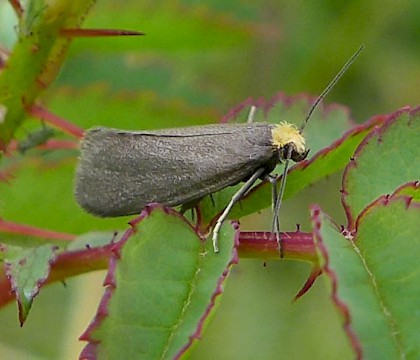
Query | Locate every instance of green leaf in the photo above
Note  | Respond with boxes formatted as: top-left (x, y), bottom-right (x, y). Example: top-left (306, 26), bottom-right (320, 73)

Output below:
top-left (5, 244), bottom-right (57, 325)
top-left (312, 192), bottom-right (420, 358)
top-left (343, 107), bottom-right (420, 224)
top-left (82, 205), bottom-right (237, 359)
top-left (48, 86), bottom-right (217, 131)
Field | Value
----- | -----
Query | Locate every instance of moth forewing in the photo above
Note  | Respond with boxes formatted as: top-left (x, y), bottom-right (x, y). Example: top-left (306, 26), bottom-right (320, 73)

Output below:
top-left (75, 123), bottom-right (277, 218)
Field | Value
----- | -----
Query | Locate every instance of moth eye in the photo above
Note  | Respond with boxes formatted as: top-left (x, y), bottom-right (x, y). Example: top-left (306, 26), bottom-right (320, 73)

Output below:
top-left (291, 149), bottom-right (309, 162)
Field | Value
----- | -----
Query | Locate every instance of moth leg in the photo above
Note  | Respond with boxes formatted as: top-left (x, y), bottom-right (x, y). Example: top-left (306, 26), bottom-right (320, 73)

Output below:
top-left (265, 174), bottom-right (280, 232)
top-left (246, 105), bottom-right (257, 123)
top-left (271, 150), bottom-right (293, 258)
top-left (265, 173), bottom-right (282, 257)
top-left (212, 167), bottom-right (265, 252)
top-left (264, 174), bottom-right (278, 211)
top-left (179, 198), bottom-right (201, 214)
top-left (209, 193), bottom-right (215, 207)
top-left (179, 199), bottom-right (202, 227)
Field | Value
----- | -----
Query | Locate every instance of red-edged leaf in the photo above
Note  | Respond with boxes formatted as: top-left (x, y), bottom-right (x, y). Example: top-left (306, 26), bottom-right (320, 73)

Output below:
top-left (311, 186), bottom-right (420, 358)
top-left (4, 244), bottom-right (58, 325)
top-left (342, 106), bottom-right (420, 227)
top-left (80, 205), bottom-right (238, 360)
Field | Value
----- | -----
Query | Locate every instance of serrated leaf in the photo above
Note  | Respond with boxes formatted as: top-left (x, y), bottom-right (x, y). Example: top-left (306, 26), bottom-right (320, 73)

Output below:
top-left (199, 95), bottom-right (378, 224)
top-left (392, 181), bottom-right (420, 202)
top-left (343, 107), bottom-right (420, 225)
top-left (5, 244), bottom-right (57, 325)
top-left (81, 205), bottom-right (237, 360)
top-left (312, 195), bottom-right (420, 358)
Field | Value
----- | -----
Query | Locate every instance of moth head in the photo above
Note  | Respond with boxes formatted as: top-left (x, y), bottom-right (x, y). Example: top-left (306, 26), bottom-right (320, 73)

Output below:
top-left (271, 122), bottom-right (309, 162)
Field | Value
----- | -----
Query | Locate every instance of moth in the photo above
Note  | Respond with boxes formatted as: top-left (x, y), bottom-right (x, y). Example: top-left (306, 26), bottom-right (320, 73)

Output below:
top-left (75, 46), bottom-right (363, 253)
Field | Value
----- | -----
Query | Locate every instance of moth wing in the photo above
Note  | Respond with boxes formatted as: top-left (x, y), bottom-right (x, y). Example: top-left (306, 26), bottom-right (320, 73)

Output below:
top-left (75, 123), bottom-right (275, 217)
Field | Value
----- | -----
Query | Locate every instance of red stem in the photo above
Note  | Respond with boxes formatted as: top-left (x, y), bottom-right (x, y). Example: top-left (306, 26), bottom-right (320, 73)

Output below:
top-left (238, 231), bottom-right (316, 262)
top-left (29, 105), bottom-right (84, 139)
top-left (0, 230), bottom-right (316, 308)
top-left (0, 219), bottom-right (75, 241)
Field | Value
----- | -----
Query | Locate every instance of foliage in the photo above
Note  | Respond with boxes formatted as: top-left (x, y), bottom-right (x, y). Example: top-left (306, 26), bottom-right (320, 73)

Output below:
top-left (0, 1), bottom-right (418, 359)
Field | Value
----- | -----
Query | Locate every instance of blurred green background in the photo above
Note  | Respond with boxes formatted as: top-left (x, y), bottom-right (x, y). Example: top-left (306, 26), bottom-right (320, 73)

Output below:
top-left (0, 0), bottom-right (418, 359)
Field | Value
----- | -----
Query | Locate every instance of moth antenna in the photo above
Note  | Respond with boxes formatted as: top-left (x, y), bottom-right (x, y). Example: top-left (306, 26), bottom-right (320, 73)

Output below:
top-left (273, 45), bottom-right (364, 257)
top-left (299, 45), bottom-right (364, 133)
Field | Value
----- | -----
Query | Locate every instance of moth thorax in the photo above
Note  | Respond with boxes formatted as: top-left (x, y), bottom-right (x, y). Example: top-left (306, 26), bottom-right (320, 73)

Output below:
top-left (271, 122), bottom-right (307, 162)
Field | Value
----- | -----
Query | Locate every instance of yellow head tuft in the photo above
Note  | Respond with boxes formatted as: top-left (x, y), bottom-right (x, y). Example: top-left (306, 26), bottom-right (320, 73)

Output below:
top-left (271, 122), bottom-right (306, 156)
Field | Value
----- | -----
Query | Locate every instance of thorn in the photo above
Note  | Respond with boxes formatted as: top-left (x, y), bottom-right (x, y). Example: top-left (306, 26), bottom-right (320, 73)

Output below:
top-left (293, 266), bottom-right (322, 302)
top-left (60, 28), bottom-right (145, 38)
top-left (9, 0), bottom-right (23, 17)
